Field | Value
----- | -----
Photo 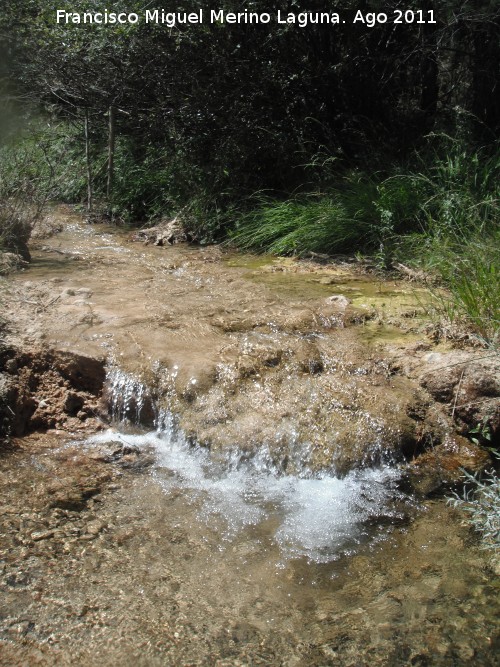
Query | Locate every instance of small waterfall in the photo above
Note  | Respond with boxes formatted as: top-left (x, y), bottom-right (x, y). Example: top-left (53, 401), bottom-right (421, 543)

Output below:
top-left (106, 367), bottom-right (152, 425)
top-left (97, 365), bottom-right (413, 562)
top-left (105, 365), bottom-right (181, 433)
top-left (87, 425), bottom-right (410, 563)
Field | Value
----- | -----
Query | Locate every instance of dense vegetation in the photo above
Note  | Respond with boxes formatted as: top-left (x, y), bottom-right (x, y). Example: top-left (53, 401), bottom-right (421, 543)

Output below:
top-left (1, 0), bottom-right (499, 341)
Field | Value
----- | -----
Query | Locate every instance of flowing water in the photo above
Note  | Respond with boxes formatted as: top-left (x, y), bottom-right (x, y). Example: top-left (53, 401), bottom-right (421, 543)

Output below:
top-left (90, 368), bottom-right (411, 564)
top-left (86, 427), bottom-right (406, 564)
top-left (1, 211), bottom-right (499, 665)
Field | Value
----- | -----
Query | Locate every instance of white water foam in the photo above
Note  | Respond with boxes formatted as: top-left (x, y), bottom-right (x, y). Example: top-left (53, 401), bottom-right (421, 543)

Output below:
top-left (106, 368), bottom-right (149, 424)
top-left (87, 427), bottom-right (407, 563)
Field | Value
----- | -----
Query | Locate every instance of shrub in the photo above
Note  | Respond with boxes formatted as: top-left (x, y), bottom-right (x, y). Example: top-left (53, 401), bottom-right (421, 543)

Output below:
top-left (448, 468), bottom-right (500, 550)
top-left (0, 118), bottom-right (89, 258)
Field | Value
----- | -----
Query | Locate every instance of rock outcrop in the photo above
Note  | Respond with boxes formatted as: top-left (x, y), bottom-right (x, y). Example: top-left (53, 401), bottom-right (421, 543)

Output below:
top-left (0, 347), bottom-right (106, 441)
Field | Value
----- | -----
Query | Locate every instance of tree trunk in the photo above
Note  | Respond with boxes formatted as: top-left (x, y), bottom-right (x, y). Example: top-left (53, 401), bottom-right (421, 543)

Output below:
top-left (471, 15), bottom-right (500, 140)
top-left (419, 1), bottom-right (438, 128)
top-left (106, 104), bottom-right (116, 205)
top-left (84, 108), bottom-right (93, 219)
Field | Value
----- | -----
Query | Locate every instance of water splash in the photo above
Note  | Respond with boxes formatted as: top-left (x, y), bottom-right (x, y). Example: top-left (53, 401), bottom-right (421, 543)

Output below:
top-left (86, 424), bottom-right (409, 563)
top-left (106, 368), bottom-right (150, 424)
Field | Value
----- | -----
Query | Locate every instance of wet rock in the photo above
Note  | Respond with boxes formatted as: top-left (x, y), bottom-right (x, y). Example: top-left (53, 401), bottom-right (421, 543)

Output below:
top-left (325, 294), bottom-right (352, 308)
top-left (31, 530), bottom-right (54, 542)
top-left (85, 520), bottom-right (106, 536)
top-left (51, 350), bottom-right (106, 394)
top-left (212, 316), bottom-right (255, 332)
top-left (47, 476), bottom-right (105, 512)
top-left (182, 367), bottom-right (423, 476)
top-left (2, 347), bottom-right (105, 436)
top-left (4, 358), bottom-right (18, 374)
top-left (49, 494), bottom-right (88, 512)
top-left (236, 355), bottom-right (258, 378)
top-left (295, 341), bottom-right (324, 375)
top-left (119, 453), bottom-right (155, 470)
top-left (108, 442), bottom-right (141, 459)
top-left (420, 352), bottom-right (500, 446)
top-left (75, 288), bottom-right (93, 298)
top-left (181, 368), bottom-right (218, 402)
top-left (88, 447), bottom-right (114, 463)
top-left (280, 308), bottom-right (317, 332)
top-left (234, 344), bottom-right (285, 377)
top-left (64, 391), bottom-right (85, 415)
top-left (407, 434), bottom-right (491, 495)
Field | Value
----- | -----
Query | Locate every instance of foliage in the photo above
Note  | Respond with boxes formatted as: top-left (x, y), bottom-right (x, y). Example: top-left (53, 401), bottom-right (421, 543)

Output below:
top-left (448, 467), bottom-right (500, 550)
top-left (230, 173), bottom-right (380, 254)
top-left (2, 0), bottom-right (499, 228)
top-left (434, 244), bottom-right (500, 344)
top-left (0, 124), bottom-right (62, 258)
top-left (396, 138), bottom-right (500, 343)
top-left (469, 419), bottom-right (493, 448)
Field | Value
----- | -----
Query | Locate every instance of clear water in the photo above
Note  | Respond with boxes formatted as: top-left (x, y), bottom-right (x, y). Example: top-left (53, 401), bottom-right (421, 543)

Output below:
top-left (86, 426), bottom-right (408, 564)
top-left (4, 215), bottom-right (497, 664)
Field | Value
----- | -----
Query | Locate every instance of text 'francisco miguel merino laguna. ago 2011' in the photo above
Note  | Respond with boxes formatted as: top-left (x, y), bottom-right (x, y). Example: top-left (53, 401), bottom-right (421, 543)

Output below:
top-left (55, 9), bottom-right (438, 28)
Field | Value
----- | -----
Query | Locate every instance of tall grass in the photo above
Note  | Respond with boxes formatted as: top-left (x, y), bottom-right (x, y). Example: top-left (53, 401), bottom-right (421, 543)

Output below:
top-left (400, 139), bottom-right (500, 344)
top-left (231, 139), bottom-right (500, 343)
top-left (428, 233), bottom-right (500, 344)
top-left (231, 173), bottom-right (381, 255)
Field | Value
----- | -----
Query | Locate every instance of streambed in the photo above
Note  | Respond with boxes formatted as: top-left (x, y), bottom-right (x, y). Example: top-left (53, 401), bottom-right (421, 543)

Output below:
top-left (1, 426), bottom-right (498, 666)
top-left (1, 208), bottom-right (498, 664)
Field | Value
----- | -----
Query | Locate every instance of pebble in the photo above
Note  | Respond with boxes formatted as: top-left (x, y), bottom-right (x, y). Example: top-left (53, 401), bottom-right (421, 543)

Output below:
top-left (31, 530), bottom-right (54, 542)
top-left (325, 294), bottom-right (352, 308)
top-left (75, 288), bottom-right (93, 298)
top-left (85, 520), bottom-right (105, 536)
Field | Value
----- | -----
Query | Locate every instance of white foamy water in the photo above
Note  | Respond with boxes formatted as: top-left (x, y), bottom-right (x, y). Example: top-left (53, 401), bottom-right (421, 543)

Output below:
top-left (87, 427), bottom-right (407, 563)
top-left (106, 368), bottom-right (150, 424)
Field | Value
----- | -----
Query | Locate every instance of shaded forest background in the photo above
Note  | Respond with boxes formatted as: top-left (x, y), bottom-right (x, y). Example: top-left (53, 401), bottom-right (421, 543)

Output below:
top-left (1, 1), bottom-right (499, 339)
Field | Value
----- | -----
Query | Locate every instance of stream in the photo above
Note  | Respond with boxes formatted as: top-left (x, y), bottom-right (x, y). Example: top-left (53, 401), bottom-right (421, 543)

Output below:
top-left (1, 209), bottom-right (499, 665)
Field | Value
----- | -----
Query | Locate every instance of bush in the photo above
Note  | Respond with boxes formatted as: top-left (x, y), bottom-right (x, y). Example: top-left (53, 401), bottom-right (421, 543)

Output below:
top-left (0, 138), bottom-right (49, 260)
top-left (448, 467), bottom-right (500, 550)
top-left (0, 118), bottom-right (91, 258)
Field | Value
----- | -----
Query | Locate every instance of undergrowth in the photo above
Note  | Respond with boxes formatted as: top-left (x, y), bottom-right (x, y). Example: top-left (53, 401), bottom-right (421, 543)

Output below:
top-left (231, 137), bottom-right (500, 344)
top-left (448, 467), bottom-right (500, 550)
top-left (0, 123), bottom-right (62, 258)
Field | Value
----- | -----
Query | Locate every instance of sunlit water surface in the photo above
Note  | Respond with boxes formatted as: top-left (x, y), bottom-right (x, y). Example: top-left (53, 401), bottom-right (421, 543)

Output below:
top-left (87, 426), bottom-right (410, 564)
